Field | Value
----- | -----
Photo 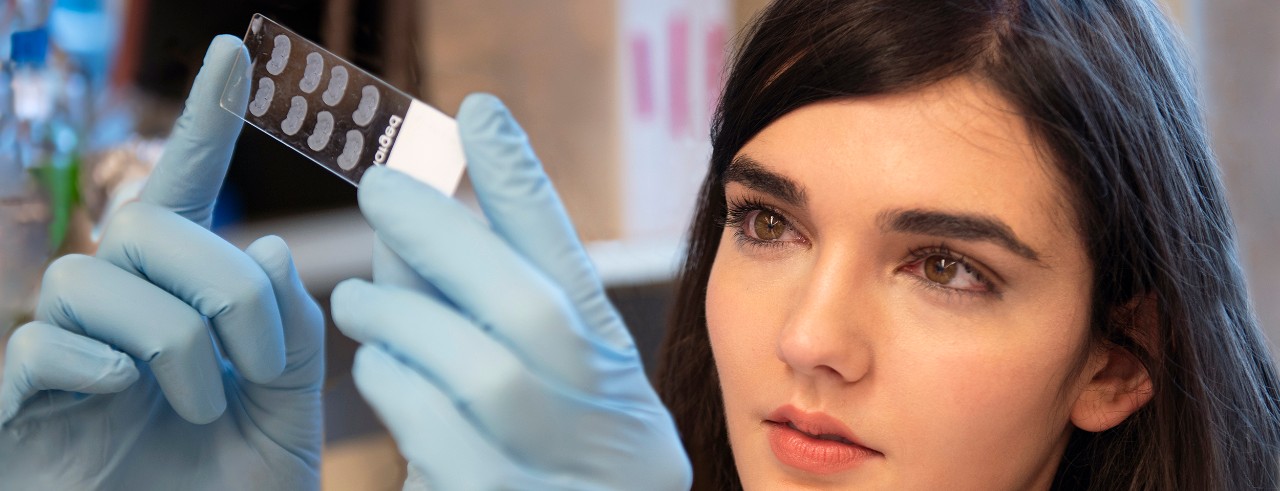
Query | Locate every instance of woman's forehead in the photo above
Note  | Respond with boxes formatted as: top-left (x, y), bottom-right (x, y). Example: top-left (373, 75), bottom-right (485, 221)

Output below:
top-left (732, 77), bottom-right (1082, 262)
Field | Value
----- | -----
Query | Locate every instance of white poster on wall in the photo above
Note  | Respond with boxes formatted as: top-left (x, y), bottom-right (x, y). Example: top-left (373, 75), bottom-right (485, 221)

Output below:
top-left (618, 0), bottom-right (730, 239)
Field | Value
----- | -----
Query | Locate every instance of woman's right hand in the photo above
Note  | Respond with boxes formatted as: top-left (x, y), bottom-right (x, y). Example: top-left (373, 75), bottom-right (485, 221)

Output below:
top-left (331, 94), bottom-right (693, 490)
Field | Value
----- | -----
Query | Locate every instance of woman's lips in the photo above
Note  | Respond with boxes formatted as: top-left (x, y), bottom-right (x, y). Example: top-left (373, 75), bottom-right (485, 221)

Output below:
top-left (766, 405), bottom-right (881, 475)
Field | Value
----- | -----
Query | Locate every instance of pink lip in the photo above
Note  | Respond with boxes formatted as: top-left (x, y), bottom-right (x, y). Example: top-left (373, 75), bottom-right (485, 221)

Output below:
top-left (766, 405), bottom-right (881, 475)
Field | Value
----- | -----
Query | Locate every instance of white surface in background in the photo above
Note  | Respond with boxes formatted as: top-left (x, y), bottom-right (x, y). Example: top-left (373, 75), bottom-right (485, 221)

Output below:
top-left (218, 207), bottom-right (684, 290)
top-left (618, 0), bottom-right (728, 238)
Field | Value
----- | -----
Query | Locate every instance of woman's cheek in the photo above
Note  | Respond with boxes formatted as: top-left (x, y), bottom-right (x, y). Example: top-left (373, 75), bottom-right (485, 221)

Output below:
top-left (706, 243), bottom-right (808, 485)
top-left (878, 306), bottom-right (1084, 482)
top-left (706, 233), bottom-right (812, 356)
top-left (706, 250), bottom-right (787, 379)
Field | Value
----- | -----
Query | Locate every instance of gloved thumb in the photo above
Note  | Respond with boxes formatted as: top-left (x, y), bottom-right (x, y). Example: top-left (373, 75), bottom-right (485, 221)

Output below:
top-left (456, 94), bottom-right (630, 352)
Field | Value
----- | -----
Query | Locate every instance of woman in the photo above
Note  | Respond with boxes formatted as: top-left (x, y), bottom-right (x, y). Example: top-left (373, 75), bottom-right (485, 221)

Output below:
top-left (657, 0), bottom-right (1280, 489)
top-left (0, 0), bottom-right (1275, 489)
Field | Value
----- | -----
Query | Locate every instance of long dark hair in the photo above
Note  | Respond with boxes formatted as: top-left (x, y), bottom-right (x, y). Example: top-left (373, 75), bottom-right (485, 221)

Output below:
top-left (654, 0), bottom-right (1280, 489)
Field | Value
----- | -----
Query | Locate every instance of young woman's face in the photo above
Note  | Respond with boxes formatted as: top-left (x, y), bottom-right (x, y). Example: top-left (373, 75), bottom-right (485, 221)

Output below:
top-left (705, 77), bottom-right (1097, 490)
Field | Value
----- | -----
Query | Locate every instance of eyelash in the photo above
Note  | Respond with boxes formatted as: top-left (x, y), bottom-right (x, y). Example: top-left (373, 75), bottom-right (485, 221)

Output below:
top-left (722, 198), bottom-right (1001, 299)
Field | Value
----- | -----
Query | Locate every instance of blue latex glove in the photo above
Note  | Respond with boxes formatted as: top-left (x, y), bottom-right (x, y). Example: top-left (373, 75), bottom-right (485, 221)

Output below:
top-left (0, 35), bottom-right (324, 489)
top-left (331, 94), bottom-right (692, 490)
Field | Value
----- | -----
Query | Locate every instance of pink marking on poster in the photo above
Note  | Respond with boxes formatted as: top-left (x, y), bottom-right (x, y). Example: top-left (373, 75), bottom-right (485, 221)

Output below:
top-left (668, 14), bottom-right (690, 137)
top-left (705, 23), bottom-right (728, 119)
top-left (630, 34), bottom-right (654, 120)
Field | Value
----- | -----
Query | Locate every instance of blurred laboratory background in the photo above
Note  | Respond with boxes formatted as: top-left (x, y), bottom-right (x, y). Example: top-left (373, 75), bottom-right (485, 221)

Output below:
top-left (0, 0), bottom-right (1276, 488)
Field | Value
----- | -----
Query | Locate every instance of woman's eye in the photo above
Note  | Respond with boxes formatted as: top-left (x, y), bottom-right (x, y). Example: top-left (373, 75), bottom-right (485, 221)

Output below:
top-left (743, 209), bottom-right (793, 242)
top-left (907, 254), bottom-right (991, 292)
top-left (924, 256), bottom-right (960, 283)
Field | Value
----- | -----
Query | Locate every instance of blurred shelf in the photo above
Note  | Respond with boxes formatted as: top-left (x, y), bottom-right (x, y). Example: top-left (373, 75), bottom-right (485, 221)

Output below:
top-left (217, 207), bottom-right (686, 291)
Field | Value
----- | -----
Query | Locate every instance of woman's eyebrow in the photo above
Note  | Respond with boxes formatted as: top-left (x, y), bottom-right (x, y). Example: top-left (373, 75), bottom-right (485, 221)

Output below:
top-left (879, 209), bottom-right (1044, 263)
top-left (722, 155), bottom-right (808, 207)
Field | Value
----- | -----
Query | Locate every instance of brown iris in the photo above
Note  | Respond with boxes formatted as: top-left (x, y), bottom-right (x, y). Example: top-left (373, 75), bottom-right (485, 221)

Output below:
top-left (923, 256), bottom-right (959, 284)
top-left (752, 210), bottom-right (787, 241)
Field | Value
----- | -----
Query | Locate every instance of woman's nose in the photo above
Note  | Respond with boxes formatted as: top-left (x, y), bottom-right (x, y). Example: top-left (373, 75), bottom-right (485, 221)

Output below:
top-left (775, 251), bottom-right (877, 385)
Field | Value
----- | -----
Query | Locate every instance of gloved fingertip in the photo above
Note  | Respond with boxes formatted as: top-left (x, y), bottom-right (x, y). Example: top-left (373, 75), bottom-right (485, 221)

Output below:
top-left (356, 166), bottom-right (445, 221)
top-left (456, 92), bottom-right (548, 199)
top-left (205, 34), bottom-right (249, 67)
top-left (244, 234), bottom-right (293, 279)
top-left (356, 164), bottom-right (391, 188)
top-left (352, 347), bottom-right (391, 400)
top-left (190, 34), bottom-right (251, 118)
top-left (457, 93), bottom-right (520, 140)
top-left (362, 164), bottom-right (426, 189)
top-left (358, 165), bottom-right (418, 202)
top-left (330, 277), bottom-right (370, 303)
top-left (403, 466), bottom-right (433, 491)
top-left (351, 346), bottom-right (412, 402)
top-left (181, 395), bottom-right (228, 426)
top-left (0, 406), bottom-right (16, 428)
top-left (80, 352), bottom-right (141, 393)
top-left (165, 366), bottom-right (230, 425)
top-left (352, 344), bottom-right (390, 374)
top-left (329, 278), bottom-right (372, 327)
top-left (458, 92), bottom-right (504, 120)
top-left (100, 352), bottom-right (141, 390)
top-left (0, 369), bottom-right (29, 426)
top-left (0, 384), bottom-right (19, 426)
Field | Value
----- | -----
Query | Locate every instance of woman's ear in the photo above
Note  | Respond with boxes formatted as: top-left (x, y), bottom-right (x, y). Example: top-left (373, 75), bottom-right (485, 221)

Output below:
top-left (1070, 295), bottom-right (1157, 433)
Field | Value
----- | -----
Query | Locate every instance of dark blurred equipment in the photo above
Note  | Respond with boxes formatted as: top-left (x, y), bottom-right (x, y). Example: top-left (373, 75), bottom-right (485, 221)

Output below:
top-left (134, 0), bottom-right (418, 224)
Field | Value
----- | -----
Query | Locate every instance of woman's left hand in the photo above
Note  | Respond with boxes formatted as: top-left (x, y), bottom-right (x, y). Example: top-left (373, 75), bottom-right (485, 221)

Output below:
top-left (330, 94), bottom-right (692, 490)
top-left (0, 36), bottom-right (324, 490)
